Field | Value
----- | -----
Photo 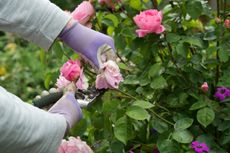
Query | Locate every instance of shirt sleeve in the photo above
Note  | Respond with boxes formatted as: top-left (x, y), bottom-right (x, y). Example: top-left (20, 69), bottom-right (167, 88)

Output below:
top-left (0, 86), bottom-right (67, 153)
top-left (0, 0), bottom-right (71, 50)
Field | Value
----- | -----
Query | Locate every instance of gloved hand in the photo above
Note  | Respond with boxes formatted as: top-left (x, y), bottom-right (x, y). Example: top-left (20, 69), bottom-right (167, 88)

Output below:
top-left (59, 19), bottom-right (116, 71)
top-left (48, 91), bottom-right (82, 132)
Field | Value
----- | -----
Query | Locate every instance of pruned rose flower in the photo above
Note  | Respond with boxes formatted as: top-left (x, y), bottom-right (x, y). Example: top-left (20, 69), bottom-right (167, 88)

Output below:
top-left (96, 60), bottom-right (123, 89)
top-left (60, 59), bottom-right (81, 81)
top-left (58, 137), bottom-right (93, 153)
top-left (133, 9), bottom-right (165, 37)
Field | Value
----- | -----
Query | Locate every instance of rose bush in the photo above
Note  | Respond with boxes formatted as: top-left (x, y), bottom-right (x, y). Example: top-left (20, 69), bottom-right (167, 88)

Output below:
top-left (1, 0), bottom-right (230, 153)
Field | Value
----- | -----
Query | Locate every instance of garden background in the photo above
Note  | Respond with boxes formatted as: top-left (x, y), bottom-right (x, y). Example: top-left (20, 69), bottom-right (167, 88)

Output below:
top-left (0, 0), bottom-right (230, 153)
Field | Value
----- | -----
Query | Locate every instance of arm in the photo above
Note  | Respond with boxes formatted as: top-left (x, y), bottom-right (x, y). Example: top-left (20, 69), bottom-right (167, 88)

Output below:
top-left (0, 86), bottom-right (66, 153)
top-left (0, 0), bottom-right (71, 50)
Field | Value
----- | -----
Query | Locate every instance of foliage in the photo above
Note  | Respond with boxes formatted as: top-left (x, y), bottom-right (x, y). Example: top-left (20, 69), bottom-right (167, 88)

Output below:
top-left (1, 0), bottom-right (230, 153)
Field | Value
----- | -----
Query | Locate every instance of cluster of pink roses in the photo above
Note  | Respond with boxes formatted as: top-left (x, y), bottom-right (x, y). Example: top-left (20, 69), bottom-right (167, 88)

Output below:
top-left (56, 59), bottom-right (89, 90)
top-left (56, 59), bottom-right (123, 90)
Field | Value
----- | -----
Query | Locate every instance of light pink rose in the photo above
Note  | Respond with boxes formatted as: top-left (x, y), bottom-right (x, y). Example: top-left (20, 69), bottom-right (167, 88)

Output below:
top-left (224, 19), bottom-right (230, 28)
top-left (76, 69), bottom-right (89, 90)
top-left (201, 82), bottom-right (209, 93)
top-left (60, 59), bottom-right (81, 81)
top-left (56, 76), bottom-right (71, 89)
top-left (133, 9), bottom-right (165, 37)
top-left (72, 1), bottom-right (95, 28)
top-left (96, 60), bottom-right (123, 89)
top-left (57, 137), bottom-right (93, 153)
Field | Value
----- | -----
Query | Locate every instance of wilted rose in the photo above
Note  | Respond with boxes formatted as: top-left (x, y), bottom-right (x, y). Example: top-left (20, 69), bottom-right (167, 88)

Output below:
top-left (96, 60), bottom-right (123, 89)
top-left (133, 9), bottom-right (165, 37)
top-left (58, 137), bottom-right (93, 153)
top-left (60, 59), bottom-right (81, 81)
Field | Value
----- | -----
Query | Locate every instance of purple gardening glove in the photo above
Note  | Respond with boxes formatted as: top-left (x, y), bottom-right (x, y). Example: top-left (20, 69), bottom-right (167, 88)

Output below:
top-left (59, 19), bottom-right (116, 70)
top-left (48, 91), bottom-right (82, 132)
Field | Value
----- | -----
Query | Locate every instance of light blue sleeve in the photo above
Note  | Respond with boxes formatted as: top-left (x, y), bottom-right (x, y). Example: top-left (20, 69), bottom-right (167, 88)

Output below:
top-left (0, 0), bottom-right (71, 50)
top-left (0, 86), bottom-right (67, 153)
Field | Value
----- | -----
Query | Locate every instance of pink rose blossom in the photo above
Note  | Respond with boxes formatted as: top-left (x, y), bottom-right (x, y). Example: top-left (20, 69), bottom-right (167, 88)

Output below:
top-left (201, 82), bottom-right (209, 93)
top-left (133, 9), bottom-right (165, 37)
top-left (96, 60), bottom-right (123, 89)
top-left (224, 19), bottom-right (230, 28)
top-left (58, 137), bottom-right (93, 153)
top-left (72, 1), bottom-right (95, 28)
top-left (60, 59), bottom-right (81, 81)
top-left (56, 76), bottom-right (71, 89)
top-left (76, 69), bottom-right (89, 90)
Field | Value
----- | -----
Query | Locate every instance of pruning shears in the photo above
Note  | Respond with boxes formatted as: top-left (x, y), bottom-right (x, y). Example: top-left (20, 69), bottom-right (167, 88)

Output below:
top-left (33, 87), bottom-right (105, 109)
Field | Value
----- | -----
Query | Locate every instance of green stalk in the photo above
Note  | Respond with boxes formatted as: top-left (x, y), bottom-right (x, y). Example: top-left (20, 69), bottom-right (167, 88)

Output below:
top-left (152, 0), bottom-right (158, 9)
top-left (150, 109), bottom-right (174, 126)
top-left (215, 0), bottom-right (220, 86)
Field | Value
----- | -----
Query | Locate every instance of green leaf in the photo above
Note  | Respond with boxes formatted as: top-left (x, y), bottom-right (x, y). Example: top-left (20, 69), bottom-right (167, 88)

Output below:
top-left (166, 33), bottom-right (181, 43)
top-left (197, 107), bottom-right (215, 127)
top-left (132, 100), bottom-right (154, 109)
top-left (174, 118), bottom-right (193, 130)
top-left (114, 116), bottom-right (133, 144)
top-left (150, 117), bottom-right (169, 134)
top-left (126, 106), bottom-right (150, 120)
top-left (39, 49), bottom-right (46, 65)
top-left (219, 47), bottom-right (229, 63)
top-left (44, 73), bottom-right (52, 89)
top-left (150, 76), bottom-right (168, 89)
top-left (176, 42), bottom-right (188, 58)
top-left (123, 75), bottom-right (140, 85)
top-left (183, 37), bottom-right (203, 47)
top-left (172, 130), bottom-right (193, 143)
top-left (104, 14), bottom-right (119, 27)
top-left (189, 101), bottom-right (207, 110)
top-left (52, 42), bottom-right (63, 59)
top-left (129, 0), bottom-right (142, 10)
top-left (148, 63), bottom-right (162, 77)
top-left (157, 139), bottom-right (182, 153)
top-left (186, 1), bottom-right (203, 19)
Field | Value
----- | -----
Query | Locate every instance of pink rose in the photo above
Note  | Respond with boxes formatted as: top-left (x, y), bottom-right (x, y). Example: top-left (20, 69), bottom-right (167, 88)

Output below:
top-left (58, 137), bottom-right (93, 153)
top-left (133, 9), bottom-right (165, 37)
top-left (60, 59), bottom-right (81, 81)
top-left (56, 76), bottom-right (71, 89)
top-left (72, 1), bottom-right (95, 28)
top-left (224, 19), bottom-right (230, 28)
top-left (96, 60), bottom-right (123, 89)
top-left (201, 82), bottom-right (209, 93)
top-left (76, 69), bottom-right (89, 90)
